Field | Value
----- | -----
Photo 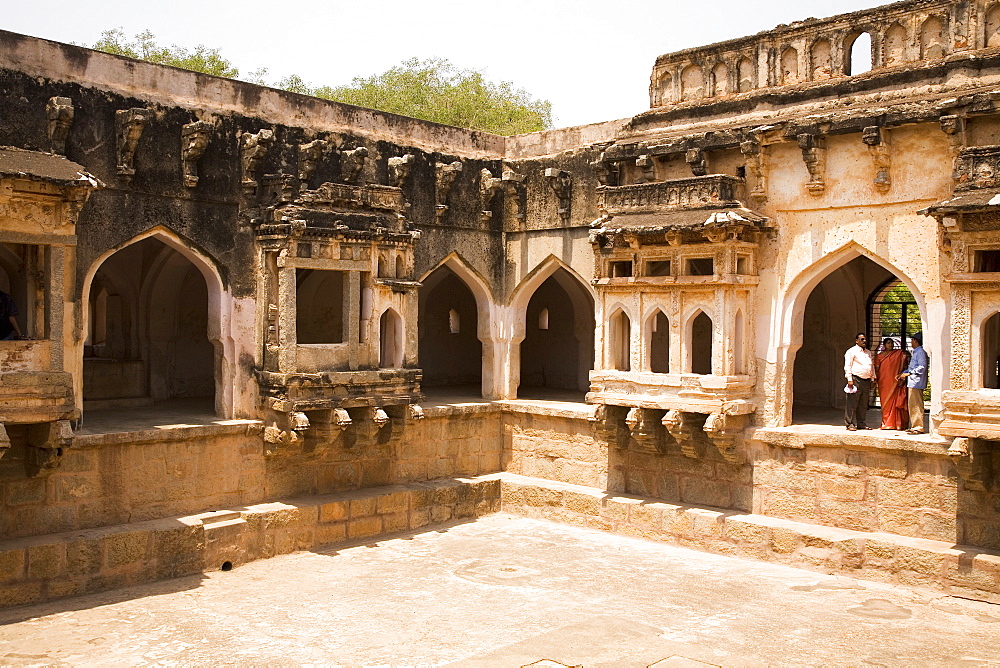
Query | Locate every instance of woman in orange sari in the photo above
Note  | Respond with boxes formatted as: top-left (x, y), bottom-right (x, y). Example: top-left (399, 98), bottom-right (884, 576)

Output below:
top-left (874, 337), bottom-right (910, 430)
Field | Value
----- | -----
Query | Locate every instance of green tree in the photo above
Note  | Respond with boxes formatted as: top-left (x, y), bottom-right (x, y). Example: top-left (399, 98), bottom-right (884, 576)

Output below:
top-left (89, 31), bottom-right (553, 135)
top-left (312, 58), bottom-right (553, 135)
top-left (92, 28), bottom-right (239, 78)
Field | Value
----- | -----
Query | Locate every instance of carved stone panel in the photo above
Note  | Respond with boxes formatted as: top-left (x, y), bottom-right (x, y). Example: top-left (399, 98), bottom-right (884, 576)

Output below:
top-left (241, 129), bottom-right (274, 194)
top-left (340, 146), bottom-right (369, 185)
top-left (435, 160), bottom-right (463, 219)
top-left (544, 168), bottom-right (572, 222)
top-left (479, 168), bottom-right (502, 221)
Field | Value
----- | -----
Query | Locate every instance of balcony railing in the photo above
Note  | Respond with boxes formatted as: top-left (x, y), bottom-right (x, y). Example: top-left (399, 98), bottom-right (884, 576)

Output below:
top-left (598, 175), bottom-right (745, 215)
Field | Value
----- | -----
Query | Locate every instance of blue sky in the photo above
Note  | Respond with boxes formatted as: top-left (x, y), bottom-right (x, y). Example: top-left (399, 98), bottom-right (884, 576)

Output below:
top-left (5, 0), bottom-right (881, 128)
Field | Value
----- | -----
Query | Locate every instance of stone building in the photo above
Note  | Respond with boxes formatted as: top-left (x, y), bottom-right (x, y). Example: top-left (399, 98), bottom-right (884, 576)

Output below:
top-left (2, 0), bottom-right (1000, 608)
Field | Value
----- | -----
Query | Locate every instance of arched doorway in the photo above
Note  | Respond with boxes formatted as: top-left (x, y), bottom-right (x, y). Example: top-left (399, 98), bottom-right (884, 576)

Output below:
top-left (791, 255), bottom-right (923, 421)
top-left (518, 267), bottom-right (595, 396)
top-left (83, 237), bottom-right (217, 414)
top-left (418, 265), bottom-right (482, 392)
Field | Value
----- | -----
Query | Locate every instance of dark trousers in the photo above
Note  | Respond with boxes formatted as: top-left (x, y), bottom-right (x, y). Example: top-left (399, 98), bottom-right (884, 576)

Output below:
top-left (845, 375), bottom-right (871, 428)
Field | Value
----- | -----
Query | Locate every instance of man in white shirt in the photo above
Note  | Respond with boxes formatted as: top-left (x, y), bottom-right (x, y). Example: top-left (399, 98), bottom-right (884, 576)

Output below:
top-left (844, 332), bottom-right (876, 431)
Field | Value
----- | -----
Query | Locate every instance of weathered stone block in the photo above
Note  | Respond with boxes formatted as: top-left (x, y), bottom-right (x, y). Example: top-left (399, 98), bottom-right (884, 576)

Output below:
top-left (601, 497), bottom-right (638, 521)
top-left (409, 508), bottom-right (431, 529)
top-left (818, 499), bottom-right (876, 532)
top-left (106, 531), bottom-right (149, 569)
top-left (724, 517), bottom-right (771, 544)
top-left (27, 543), bottom-right (64, 580)
top-left (770, 527), bottom-right (802, 554)
top-left (347, 516), bottom-right (382, 540)
top-left (430, 505), bottom-right (453, 523)
top-left (349, 496), bottom-right (378, 518)
top-left (65, 538), bottom-right (102, 576)
top-left (0, 583), bottom-right (41, 607)
top-left (875, 479), bottom-right (939, 508)
top-left (763, 489), bottom-right (817, 521)
top-left (0, 548), bottom-right (26, 583)
top-left (5, 478), bottom-right (48, 505)
top-left (562, 490), bottom-right (601, 515)
top-left (319, 500), bottom-right (348, 523)
top-left (316, 523), bottom-right (347, 546)
top-left (818, 477), bottom-right (866, 501)
top-left (523, 485), bottom-right (563, 507)
top-left (629, 503), bottom-right (664, 527)
top-left (379, 511), bottom-right (407, 532)
top-left (376, 491), bottom-right (410, 515)
top-left (680, 478), bottom-right (732, 508)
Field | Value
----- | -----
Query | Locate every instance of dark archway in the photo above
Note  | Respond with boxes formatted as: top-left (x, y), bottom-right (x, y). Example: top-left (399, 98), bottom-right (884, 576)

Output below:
top-left (83, 237), bottom-right (214, 411)
top-left (691, 311), bottom-right (713, 374)
top-left (418, 267), bottom-right (482, 389)
top-left (519, 268), bottom-right (594, 394)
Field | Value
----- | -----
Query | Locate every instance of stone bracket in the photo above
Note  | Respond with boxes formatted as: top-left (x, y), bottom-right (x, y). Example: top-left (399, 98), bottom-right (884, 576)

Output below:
top-left (25, 420), bottom-right (74, 477)
top-left (625, 407), bottom-right (669, 454)
top-left (544, 168), bottom-right (572, 222)
top-left (703, 412), bottom-right (747, 464)
top-left (740, 135), bottom-right (766, 203)
top-left (115, 108), bottom-right (151, 182)
top-left (241, 129), bottom-right (274, 194)
top-left (949, 437), bottom-right (996, 491)
top-left (297, 138), bottom-right (330, 184)
top-left (340, 146), bottom-right (369, 184)
top-left (589, 404), bottom-right (627, 445)
top-left (502, 167), bottom-right (526, 221)
top-left (435, 160), bottom-right (463, 219)
top-left (388, 154), bottom-right (415, 189)
top-left (685, 148), bottom-right (707, 177)
top-left (46, 96), bottom-right (74, 155)
top-left (862, 126), bottom-right (891, 192)
top-left (181, 121), bottom-right (213, 188)
top-left (636, 154), bottom-right (657, 182)
top-left (662, 410), bottom-right (707, 459)
top-left (479, 168), bottom-right (503, 221)
top-left (592, 151), bottom-right (620, 187)
top-left (797, 133), bottom-right (826, 195)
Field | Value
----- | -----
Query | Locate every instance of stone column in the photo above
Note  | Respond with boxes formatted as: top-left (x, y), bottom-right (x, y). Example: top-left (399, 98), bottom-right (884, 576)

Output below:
top-left (276, 264), bottom-right (296, 374)
top-left (346, 271), bottom-right (361, 370)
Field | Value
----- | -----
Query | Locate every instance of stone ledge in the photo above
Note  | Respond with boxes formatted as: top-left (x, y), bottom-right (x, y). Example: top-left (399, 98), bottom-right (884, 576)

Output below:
top-left (494, 400), bottom-right (595, 419)
top-left (74, 420), bottom-right (263, 447)
top-left (750, 426), bottom-right (951, 455)
top-left (496, 473), bottom-right (1000, 604)
top-left (0, 476), bottom-right (501, 610)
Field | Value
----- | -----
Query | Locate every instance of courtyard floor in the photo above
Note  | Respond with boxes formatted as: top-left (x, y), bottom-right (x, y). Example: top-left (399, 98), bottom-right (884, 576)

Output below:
top-left (1, 514), bottom-right (998, 667)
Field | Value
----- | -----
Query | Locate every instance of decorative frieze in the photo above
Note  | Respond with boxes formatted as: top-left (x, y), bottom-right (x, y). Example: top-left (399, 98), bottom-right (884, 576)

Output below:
top-left (598, 174), bottom-right (744, 215)
top-left (181, 121), bottom-right (213, 188)
top-left (45, 97), bottom-right (74, 155)
top-left (115, 108), bottom-right (151, 182)
top-left (953, 145), bottom-right (1000, 191)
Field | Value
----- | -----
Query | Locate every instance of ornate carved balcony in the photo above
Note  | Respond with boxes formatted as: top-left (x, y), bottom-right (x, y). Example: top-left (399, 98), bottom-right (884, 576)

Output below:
top-left (598, 175), bottom-right (745, 216)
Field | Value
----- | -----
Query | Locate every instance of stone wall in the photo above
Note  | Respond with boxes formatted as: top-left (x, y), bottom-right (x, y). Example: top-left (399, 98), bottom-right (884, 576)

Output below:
top-left (752, 441), bottom-right (957, 542)
top-left (0, 406), bottom-right (504, 541)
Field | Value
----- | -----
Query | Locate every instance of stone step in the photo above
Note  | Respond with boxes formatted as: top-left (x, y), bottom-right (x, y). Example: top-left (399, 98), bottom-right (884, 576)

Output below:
top-left (496, 473), bottom-right (1000, 604)
top-left (0, 476), bottom-right (501, 609)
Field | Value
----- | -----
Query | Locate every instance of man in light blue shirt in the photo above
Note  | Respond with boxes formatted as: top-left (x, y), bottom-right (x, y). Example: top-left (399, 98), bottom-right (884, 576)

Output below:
top-left (898, 332), bottom-right (928, 434)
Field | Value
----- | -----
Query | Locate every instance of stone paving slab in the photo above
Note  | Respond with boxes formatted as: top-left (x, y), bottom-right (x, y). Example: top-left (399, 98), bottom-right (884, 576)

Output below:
top-left (1, 514), bottom-right (999, 666)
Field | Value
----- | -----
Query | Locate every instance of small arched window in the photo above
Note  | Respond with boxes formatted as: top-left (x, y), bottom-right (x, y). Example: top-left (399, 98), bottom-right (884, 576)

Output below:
top-left (983, 313), bottom-right (1000, 388)
top-left (810, 39), bottom-right (832, 79)
top-left (780, 47), bottom-right (799, 84)
top-left (691, 311), bottom-right (713, 375)
top-left (379, 308), bottom-right (403, 369)
top-left (734, 309), bottom-right (745, 375)
top-left (395, 255), bottom-right (405, 279)
top-left (680, 64), bottom-right (704, 101)
top-left (448, 308), bottom-right (460, 334)
top-left (656, 71), bottom-right (673, 105)
top-left (920, 16), bottom-right (946, 60)
top-left (538, 307), bottom-right (549, 330)
top-left (711, 62), bottom-right (728, 96)
top-left (648, 310), bottom-right (669, 373)
top-left (609, 309), bottom-right (631, 371)
top-left (846, 32), bottom-right (873, 75)
top-left (883, 24), bottom-right (908, 66)
top-left (987, 4), bottom-right (1000, 48)
top-left (736, 57), bottom-right (754, 92)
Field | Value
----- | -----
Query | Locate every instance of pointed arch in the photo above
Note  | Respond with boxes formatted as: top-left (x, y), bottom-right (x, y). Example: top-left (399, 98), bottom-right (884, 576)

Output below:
top-left (80, 226), bottom-right (231, 418)
top-left (645, 308), bottom-right (670, 373)
top-left (609, 308), bottom-right (631, 372)
top-left (774, 241), bottom-right (927, 426)
top-left (987, 3), bottom-right (1000, 48)
top-left (883, 23), bottom-right (908, 66)
top-left (685, 308), bottom-right (714, 375)
top-left (379, 307), bottom-right (404, 369)
top-left (420, 252), bottom-right (496, 340)
top-left (513, 255), bottom-right (595, 393)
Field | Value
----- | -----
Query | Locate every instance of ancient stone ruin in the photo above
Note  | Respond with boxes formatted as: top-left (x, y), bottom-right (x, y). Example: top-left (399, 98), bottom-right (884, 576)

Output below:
top-left (1, 0), bottom-right (1000, 609)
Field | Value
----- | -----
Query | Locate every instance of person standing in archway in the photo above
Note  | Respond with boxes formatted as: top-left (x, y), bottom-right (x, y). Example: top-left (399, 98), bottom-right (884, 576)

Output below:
top-left (0, 289), bottom-right (23, 340)
top-left (844, 332), bottom-right (875, 431)
top-left (898, 332), bottom-right (929, 434)
top-left (874, 337), bottom-right (909, 430)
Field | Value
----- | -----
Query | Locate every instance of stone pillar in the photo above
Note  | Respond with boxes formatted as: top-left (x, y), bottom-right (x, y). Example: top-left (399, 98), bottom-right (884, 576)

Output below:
top-left (277, 264), bottom-right (296, 374)
top-left (346, 271), bottom-right (361, 370)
